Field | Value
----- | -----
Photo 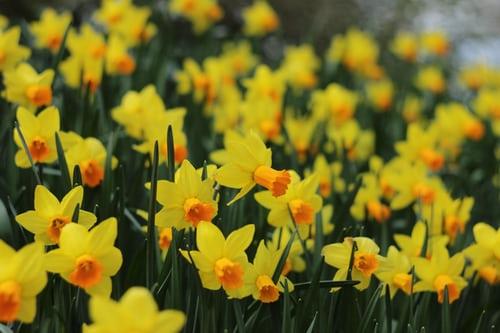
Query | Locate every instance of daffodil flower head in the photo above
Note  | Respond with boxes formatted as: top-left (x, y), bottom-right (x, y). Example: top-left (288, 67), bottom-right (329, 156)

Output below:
top-left (16, 185), bottom-right (97, 245)
top-left (180, 222), bottom-right (255, 298)
top-left (0, 241), bottom-right (47, 323)
top-left (322, 236), bottom-right (383, 290)
top-left (375, 246), bottom-right (412, 298)
top-left (30, 8), bottom-right (71, 53)
top-left (0, 26), bottom-right (30, 72)
top-left (214, 131), bottom-right (291, 205)
top-left (390, 32), bottom-right (419, 62)
top-left (464, 223), bottom-right (500, 285)
top-left (84, 286), bottom-right (185, 333)
top-left (45, 218), bottom-right (122, 297)
top-left (153, 159), bottom-right (218, 230)
top-left (242, 1), bottom-right (280, 37)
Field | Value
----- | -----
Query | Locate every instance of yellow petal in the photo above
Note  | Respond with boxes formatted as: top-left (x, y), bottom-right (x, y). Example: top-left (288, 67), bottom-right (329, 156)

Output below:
top-left (61, 186), bottom-right (84, 219)
top-left (44, 249), bottom-right (74, 273)
top-left (154, 310), bottom-right (186, 332)
top-left (16, 211), bottom-right (48, 234)
top-left (197, 221), bottom-right (224, 261)
top-left (87, 218), bottom-right (118, 256)
top-left (120, 287), bottom-right (158, 322)
top-left (37, 106), bottom-right (60, 138)
top-left (59, 223), bottom-right (88, 257)
top-left (98, 247), bottom-right (122, 276)
top-left (34, 185), bottom-right (60, 218)
top-left (17, 297), bottom-right (36, 323)
top-left (86, 276), bottom-right (112, 297)
top-left (214, 163), bottom-right (252, 188)
top-left (224, 224), bottom-right (255, 257)
top-left (322, 243), bottom-right (350, 269)
top-left (177, 160), bottom-right (201, 198)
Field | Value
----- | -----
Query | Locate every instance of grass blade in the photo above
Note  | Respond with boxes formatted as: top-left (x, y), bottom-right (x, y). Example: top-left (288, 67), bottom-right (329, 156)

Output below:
top-left (146, 141), bottom-right (159, 289)
top-left (166, 125), bottom-right (175, 181)
top-left (441, 286), bottom-right (451, 333)
top-left (55, 132), bottom-right (71, 191)
top-left (357, 283), bottom-right (383, 333)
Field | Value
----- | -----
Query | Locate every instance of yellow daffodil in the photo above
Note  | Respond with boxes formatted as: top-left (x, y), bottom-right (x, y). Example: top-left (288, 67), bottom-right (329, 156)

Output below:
top-left (153, 160), bottom-right (218, 229)
top-left (473, 87), bottom-right (500, 136)
top-left (45, 218), bottom-right (122, 297)
top-left (3, 63), bottom-right (54, 109)
top-left (241, 98), bottom-right (282, 142)
top-left (213, 131), bottom-right (291, 205)
top-left (242, 1), bottom-right (279, 37)
top-left (375, 246), bottom-right (412, 298)
top-left (270, 227), bottom-right (305, 275)
top-left (459, 63), bottom-right (493, 91)
top-left (13, 106), bottom-right (59, 168)
top-left (420, 31), bottom-right (450, 57)
top-left (366, 79), bottom-right (394, 111)
top-left (247, 240), bottom-right (294, 303)
top-left (84, 286), bottom-right (185, 333)
top-left (394, 221), bottom-right (449, 259)
top-left (16, 185), bottom-right (97, 245)
top-left (413, 246), bottom-right (466, 303)
top-left (326, 120), bottom-right (375, 163)
top-left (391, 32), bottom-right (418, 62)
top-left (105, 34), bottom-right (136, 76)
top-left (312, 83), bottom-right (358, 126)
top-left (305, 154), bottom-right (345, 197)
top-left (30, 8), bottom-right (71, 53)
top-left (0, 241), bottom-right (47, 324)
top-left (415, 66), bottom-right (445, 94)
top-left (284, 115), bottom-right (318, 162)
top-left (322, 237), bottom-right (384, 290)
top-left (0, 27), bottom-right (30, 72)
top-left (220, 41), bottom-right (258, 77)
top-left (255, 173), bottom-right (322, 236)
top-left (65, 136), bottom-right (118, 188)
top-left (463, 223), bottom-right (500, 285)
top-left (169, 0), bottom-right (223, 34)
top-left (280, 44), bottom-right (319, 90)
top-left (180, 222), bottom-right (255, 298)
top-left (401, 95), bottom-right (423, 123)
top-left (351, 174), bottom-right (391, 223)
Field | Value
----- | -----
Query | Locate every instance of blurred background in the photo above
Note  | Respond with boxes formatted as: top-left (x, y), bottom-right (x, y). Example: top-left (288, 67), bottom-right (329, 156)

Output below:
top-left (1, 0), bottom-right (499, 65)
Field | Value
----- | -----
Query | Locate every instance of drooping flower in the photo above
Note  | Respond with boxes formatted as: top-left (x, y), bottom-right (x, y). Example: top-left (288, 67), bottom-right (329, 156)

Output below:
top-left (83, 287), bottom-right (185, 333)
top-left (213, 131), bottom-right (291, 205)
top-left (180, 222), bottom-right (255, 298)
top-left (0, 241), bottom-right (47, 323)
top-left (16, 185), bottom-right (97, 245)
top-left (44, 218), bottom-right (123, 297)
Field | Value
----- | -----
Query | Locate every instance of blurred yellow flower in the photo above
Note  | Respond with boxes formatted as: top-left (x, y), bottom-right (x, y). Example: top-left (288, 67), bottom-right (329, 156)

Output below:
top-left (16, 185), bottom-right (97, 244)
top-left (0, 241), bottom-right (46, 323)
top-left (420, 31), bottom-right (450, 57)
top-left (30, 9), bottom-right (71, 53)
top-left (242, 1), bottom-right (280, 37)
top-left (105, 34), bottom-right (136, 75)
top-left (45, 218), bottom-right (122, 297)
top-left (280, 44), bottom-right (319, 90)
top-left (0, 27), bottom-right (30, 72)
top-left (170, 0), bottom-right (223, 34)
top-left (366, 79), bottom-right (394, 111)
top-left (312, 83), bottom-right (358, 126)
top-left (415, 66), bottom-right (445, 94)
top-left (375, 246), bottom-right (412, 298)
top-left (391, 32), bottom-right (418, 62)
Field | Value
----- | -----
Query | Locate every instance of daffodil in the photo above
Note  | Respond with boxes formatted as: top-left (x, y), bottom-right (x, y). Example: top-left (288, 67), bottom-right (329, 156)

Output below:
top-left (366, 79), bottom-right (394, 111)
top-left (44, 218), bottom-right (123, 297)
top-left (213, 131), bottom-right (291, 205)
top-left (305, 154), bottom-right (345, 197)
top-left (169, 0), bottom-right (223, 34)
top-left (105, 34), bottom-right (135, 76)
top-left (280, 44), bottom-right (319, 90)
top-left (312, 83), bottom-right (358, 126)
top-left (463, 223), bottom-right (500, 285)
top-left (413, 246), bottom-right (466, 303)
top-left (0, 27), bottom-right (30, 72)
top-left (247, 241), bottom-right (294, 303)
top-left (255, 172), bottom-right (322, 236)
top-left (13, 106), bottom-right (59, 168)
top-left (242, 1), bottom-right (280, 37)
top-left (153, 160), bottom-right (218, 229)
top-left (350, 173), bottom-right (391, 223)
top-left (84, 286), bottom-right (185, 333)
top-left (473, 87), bottom-right (500, 136)
top-left (401, 95), bottom-right (423, 123)
top-left (326, 120), bottom-right (375, 163)
top-left (30, 8), bottom-right (72, 53)
top-left (284, 115), bottom-right (318, 162)
top-left (180, 222), bottom-right (255, 298)
top-left (269, 227), bottom-right (305, 275)
top-left (420, 31), bottom-right (450, 57)
top-left (0, 241), bottom-right (47, 323)
top-left (322, 237), bottom-right (384, 290)
top-left (415, 66), bottom-right (445, 94)
top-left (394, 221), bottom-right (449, 259)
top-left (220, 41), bottom-right (258, 77)
top-left (375, 246), bottom-right (413, 298)
top-left (391, 32), bottom-right (418, 62)
top-left (3, 63), bottom-right (54, 109)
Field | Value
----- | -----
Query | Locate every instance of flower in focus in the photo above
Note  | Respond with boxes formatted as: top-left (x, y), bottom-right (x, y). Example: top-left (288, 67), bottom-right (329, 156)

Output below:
top-left (242, 1), bottom-right (280, 37)
top-left (394, 221), bottom-right (449, 259)
top-left (375, 246), bottom-right (413, 298)
top-left (3, 63), bottom-right (54, 109)
top-left (153, 160), bottom-right (218, 229)
top-left (413, 246), bottom-right (466, 304)
top-left (0, 241), bottom-right (46, 323)
top-left (0, 27), bottom-right (30, 72)
top-left (322, 237), bottom-right (384, 290)
top-left (16, 185), bottom-right (97, 244)
top-left (45, 218), bottom-right (123, 296)
top-left (213, 131), bottom-right (291, 205)
top-left (30, 9), bottom-right (71, 53)
top-left (83, 286), bottom-right (185, 333)
top-left (463, 223), bottom-right (500, 285)
top-left (180, 222), bottom-right (255, 298)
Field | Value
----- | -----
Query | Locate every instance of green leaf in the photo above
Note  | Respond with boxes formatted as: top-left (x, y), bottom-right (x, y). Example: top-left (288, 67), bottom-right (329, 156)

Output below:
top-left (441, 286), bottom-right (451, 333)
top-left (294, 279), bottom-right (359, 290)
top-left (272, 229), bottom-right (296, 283)
top-left (55, 132), bottom-right (71, 191)
top-left (201, 160), bottom-right (208, 181)
top-left (166, 125), bottom-right (175, 182)
top-left (281, 280), bottom-right (292, 333)
top-left (72, 165), bottom-right (82, 187)
top-left (305, 312), bottom-right (318, 333)
top-left (146, 141), bottom-right (159, 289)
top-left (384, 284), bottom-right (392, 333)
top-left (473, 310), bottom-right (485, 333)
top-left (232, 300), bottom-right (245, 333)
top-left (357, 283), bottom-right (383, 333)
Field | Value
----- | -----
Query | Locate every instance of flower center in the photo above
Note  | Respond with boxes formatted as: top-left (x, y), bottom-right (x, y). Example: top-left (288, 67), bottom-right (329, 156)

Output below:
top-left (259, 119), bottom-right (280, 140)
top-left (262, 14), bottom-right (279, 32)
top-left (434, 274), bottom-right (459, 304)
top-left (380, 178), bottom-right (395, 199)
top-left (214, 257), bottom-right (244, 290)
top-left (392, 273), bottom-right (412, 294)
top-left (289, 199), bottom-right (314, 225)
top-left (419, 148), bottom-right (444, 171)
top-left (444, 215), bottom-right (463, 240)
top-left (115, 55), bottom-right (136, 75)
top-left (69, 254), bottom-right (103, 289)
top-left (366, 200), bottom-right (391, 223)
top-left (253, 165), bottom-right (291, 197)
top-left (90, 43), bottom-right (107, 59)
top-left (319, 179), bottom-right (331, 197)
top-left (354, 252), bottom-right (378, 277)
top-left (256, 275), bottom-right (280, 303)
top-left (412, 182), bottom-right (435, 205)
top-left (28, 136), bottom-right (51, 162)
top-left (183, 197), bottom-right (215, 226)
top-left (161, 143), bottom-right (188, 165)
top-left (46, 34), bottom-right (63, 52)
top-left (464, 120), bottom-right (484, 141)
top-left (80, 160), bottom-right (105, 188)
top-left (26, 85), bottom-right (52, 107)
top-left (478, 266), bottom-right (498, 285)
top-left (47, 215), bottom-right (71, 243)
top-left (0, 281), bottom-right (22, 323)
top-left (159, 227), bottom-right (173, 250)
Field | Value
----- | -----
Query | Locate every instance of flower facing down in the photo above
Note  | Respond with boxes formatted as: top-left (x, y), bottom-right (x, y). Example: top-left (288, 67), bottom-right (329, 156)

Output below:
top-left (322, 237), bottom-right (384, 290)
top-left (0, 241), bottom-right (47, 323)
top-left (181, 222), bottom-right (255, 298)
top-left (213, 131), bottom-right (291, 205)
top-left (413, 246), bottom-right (467, 303)
top-left (16, 185), bottom-right (97, 245)
top-left (84, 287), bottom-right (185, 333)
top-left (3, 63), bottom-right (54, 109)
top-left (153, 160), bottom-right (218, 230)
top-left (44, 218), bottom-right (122, 297)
